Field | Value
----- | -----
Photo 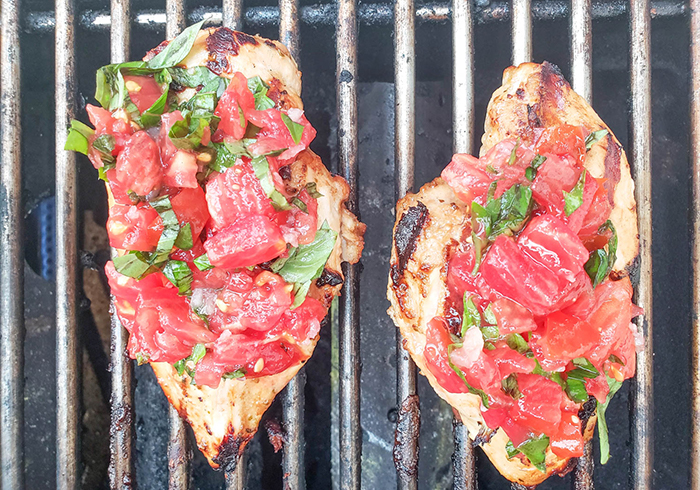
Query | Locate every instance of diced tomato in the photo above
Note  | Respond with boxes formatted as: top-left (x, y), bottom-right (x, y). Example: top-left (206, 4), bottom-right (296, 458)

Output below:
top-left (510, 374), bottom-right (565, 435)
top-left (219, 271), bottom-right (292, 332)
top-left (170, 186), bottom-right (210, 238)
top-left (424, 318), bottom-right (470, 394)
top-left (563, 171), bottom-right (599, 233)
top-left (269, 296), bottom-right (328, 341)
top-left (486, 345), bottom-right (537, 379)
top-left (534, 311), bottom-right (601, 363)
top-left (279, 189), bottom-right (319, 247)
top-left (164, 150), bottom-right (199, 188)
top-left (530, 153), bottom-right (580, 218)
top-left (205, 159), bottom-right (276, 230)
top-left (450, 327), bottom-right (485, 370)
top-left (86, 104), bottom-right (133, 150)
top-left (246, 108), bottom-right (316, 158)
top-left (534, 124), bottom-right (587, 165)
top-left (116, 131), bottom-right (163, 197)
top-left (447, 246), bottom-right (499, 302)
top-left (585, 374), bottom-right (610, 403)
top-left (481, 407), bottom-right (509, 431)
top-left (158, 111), bottom-right (184, 165)
top-left (578, 177), bottom-right (613, 237)
top-left (204, 215), bottom-right (286, 269)
top-left (107, 203), bottom-right (163, 251)
top-left (550, 411), bottom-right (585, 459)
top-left (170, 239), bottom-right (206, 266)
top-left (517, 213), bottom-right (590, 282)
top-left (491, 298), bottom-right (538, 334)
top-left (105, 260), bottom-right (171, 303)
top-left (500, 416), bottom-right (532, 447)
top-left (214, 72), bottom-right (254, 140)
top-left (441, 153), bottom-right (493, 204)
top-left (123, 74), bottom-right (163, 113)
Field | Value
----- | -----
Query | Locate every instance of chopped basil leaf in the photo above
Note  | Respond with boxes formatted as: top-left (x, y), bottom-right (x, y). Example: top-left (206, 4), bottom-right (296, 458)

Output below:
top-left (92, 134), bottom-right (116, 166)
top-left (137, 69), bottom-right (172, 128)
top-left (305, 182), bottom-right (323, 198)
top-left (281, 112), bottom-right (305, 145)
top-left (150, 195), bottom-right (180, 255)
top-left (506, 333), bottom-right (529, 354)
top-left (585, 129), bottom-right (608, 150)
top-left (563, 170), bottom-right (586, 216)
top-left (525, 154), bottom-right (547, 181)
top-left (175, 223), bottom-right (193, 250)
top-left (222, 368), bottom-right (247, 380)
top-left (147, 20), bottom-right (205, 69)
top-left (291, 281), bottom-right (311, 309)
top-left (292, 197), bottom-right (308, 213)
top-left (169, 115), bottom-right (209, 150)
top-left (483, 303), bottom-right (497, 325)
top-left (564, 358), bottom-right (598, 404)
top-left (65, 120), bottom-right (95, 155)
top-left (532, 359), bottom-right (566, 390)
top-left (112, 252), bottom-right (158, 279)
top-left (506, 434), bottom-right (550, 472)
top-left (95, 60), bottom-right (151, 111)
top-left (97, 166), bottom-right (111, 182)
top-left (251, 155), bottom-right (292, 210)
top-left (461, 295), bottom-right (481, 337)
top-left (174, 342), bottom-right (207, 379)
top-left (247, 76), bottom-right (276, 110)
top-left (608, 354), bottom-right (625, 365)
top-left (484, 342), bottom-right (496, 351)
top-left (162, 259), bottom-right (193, 296)
top-left (584, 220), bottom-right (617, 287)
top-left (193, 253), bottom-right (214, 271)
top-left (210, 141), bottom-right (244, 173)
top-left (597, 374), bottom-right (623, 464)
top-left (485, 164), bottom-right (497, 174)
top-left (168, 66), bottom-right (220, 88)
top-left (507, 140), bottom-right (520, 166)
top-left (447, 342), bottom-right (490, 408)
top-left (135, 352), bottom-right (150, 365)
top-left (501, 373), bottom-right (522, 399)
top-left (480, 325), bottom-right (499, 341)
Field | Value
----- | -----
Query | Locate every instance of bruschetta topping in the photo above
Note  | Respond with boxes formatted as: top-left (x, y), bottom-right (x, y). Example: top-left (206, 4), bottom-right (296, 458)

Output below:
top-left (427, 125), bottom-right (642, 469)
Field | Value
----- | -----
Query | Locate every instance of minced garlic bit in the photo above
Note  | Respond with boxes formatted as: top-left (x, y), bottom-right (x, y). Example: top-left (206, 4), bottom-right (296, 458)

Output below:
top-left (125, 80), bottom-right (142, 92)
top-left (119, 301), bottom-right (135, 316)
top-left (108, 220), bottom-right (129, 236)
top-left (215, 299), bottom-right (228, 313)
top-left (254, 358), bottom-right (264, 373)
top-left (197, 152), bottom-right (212, 163)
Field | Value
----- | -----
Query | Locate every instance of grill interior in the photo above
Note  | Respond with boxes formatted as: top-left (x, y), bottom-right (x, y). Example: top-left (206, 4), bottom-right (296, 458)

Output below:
top-left (0, 0), bottom-right (694, 489)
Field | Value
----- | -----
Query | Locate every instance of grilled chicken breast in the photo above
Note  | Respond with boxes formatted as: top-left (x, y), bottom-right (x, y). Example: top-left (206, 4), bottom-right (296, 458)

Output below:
top-left (106, 28), bottom-right (366, 471)
top-left (387, 62), bottom-right (638, 485)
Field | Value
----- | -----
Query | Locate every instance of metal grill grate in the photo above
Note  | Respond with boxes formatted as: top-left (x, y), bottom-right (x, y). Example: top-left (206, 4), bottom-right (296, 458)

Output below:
top-left (0, 0), bottom-right (670, 488)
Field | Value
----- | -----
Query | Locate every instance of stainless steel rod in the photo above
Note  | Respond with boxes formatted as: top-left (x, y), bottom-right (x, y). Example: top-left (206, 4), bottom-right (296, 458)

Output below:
top-left (692, 1), bottom-right (700, 485)
top-left (629, 0), bottom-right (654, 489)
top-left (108, 2), bottom-right (135, 489)
top-left (337, 0), bottom-right (362, 486)
top-left (570, 1), bottom-right (594, 487)
top-left (280, 0), bottom-right (300, 59)
top-left (394, 0), bottom-right (419, 488)
top-left (55, 0), bottom-right (81, 488)
top-left (511, 0), bottom-right (532, 65)
top-left (165, 6), bottom-right (191, 489)
top-left (223, 0), bottom-right (244, 30)
top-left (0, 0), bottom-right (25, 488)
top-left (225, 451), bottom-right (247, 490)
top-left (451, 0), bottom-right (476, 487)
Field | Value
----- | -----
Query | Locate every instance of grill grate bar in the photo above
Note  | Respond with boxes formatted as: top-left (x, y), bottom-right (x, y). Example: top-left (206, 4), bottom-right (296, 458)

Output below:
top-left (336, 0), bottom-right (362, 485)
top-left (55, 0), bottom-right (81, 488)
top-left (394, 0), bottom-right (419, 487)
top-left (108, 2), bottom-right (136, 489)
top-left (165, 5), bottom-right (191, 490)
top-left (629, 0), bottom-right (654, 489)
top-left (223, 0), bottom-right (244, 30)
top-left (451, 0), bottom-right (477, 487)
top-left (570, 0), bottom-right (594, 488)
top-left (691, 0), bottom-right (700, 486)
top-left (0, 0), bottom-right (25, 488)
top-left (511, 0), bottom-right (532, 65)
top-left (278, 3), bottom-right (306, 486)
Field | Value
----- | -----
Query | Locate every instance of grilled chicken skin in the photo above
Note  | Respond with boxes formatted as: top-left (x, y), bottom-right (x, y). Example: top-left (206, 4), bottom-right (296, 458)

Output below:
top-left (105, 27), bottom-right (366, 471)
top-left (387, 62), bottom-right (638, 485)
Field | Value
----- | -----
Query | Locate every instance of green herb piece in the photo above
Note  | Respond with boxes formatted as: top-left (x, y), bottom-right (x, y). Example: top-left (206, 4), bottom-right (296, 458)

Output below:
top-left (563, 170), bottom-right (586, 216)
top-left (193, 253), bottom-right (214, 271)
top-left (174, 343), bottom-right (207, 379)
top-left (501, 374), bottom-right (522, 399)
top-left (137, 69), bottom-right (172, 128)
top-left (251, 155), bottom-right (292, 210)
top-left (147, 20), bottom-right (205, 69)
top-left (446, 343), bottom-right (490, 408)
top-left (247, 76), bottom-right (276, 110)
top-left (222, 368), bottom-right (247, 380)
top-left (162, 259), bottom-right (194, 296)
top-left (175, 223), bottom-right (193, 250)
top-left (597, 374), bottom-right (623, 464)
top-left (506, 333), bottom-right (529, 354)
top-left (507, 140), bottom-right (520, 166)
top-left (292, 197), bottom-right (308, 213)
top-left (608, 354), bottom-right (625, 365)
top-left (281, 112), bottom-right (305, 145)
top-left (480, 325), bottom-right (500, 341)
top-left (585, 129), bottom-right (608, 150)
top-left (95, 60), bottom-right (153, 111)
top-left (584, 220), bottom-right (618, 288)
top-left (65, 120), bottom-right (95, 155)
top-left (532, 359), bottom-right (566, 390)
top-left (525, 154), bottom-right (547, 181)
top-left (276, 222), bottom-right (338, 307)
top-left (169, 115), bottom-right (210, 150)
top-left (485, 164), bottom-right (497, 174)
top-left (209, 141), bottom-right (248, 173)
top-left (483, 303), bottom-right (497, 325)
top-left (92, 134), bottom-right (116, 165)
top-left (505, 434), bottom-right (550, 472)
top-left (150, 196), bottom-right (180, 256)
top-left (461, 295), bottom-right (481, 336)
top-left (305, 182), bottom-right (323, 198)
top-left (135, 352), bottom-right (150, 365)
top-left (168, 66), bottom-right (221, 88)
top-left (112, 251), bottom-right (158, 279)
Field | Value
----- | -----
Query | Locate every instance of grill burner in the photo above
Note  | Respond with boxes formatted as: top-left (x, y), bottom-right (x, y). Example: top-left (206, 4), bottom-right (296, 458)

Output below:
top-left (0, 0), bottom-right (693, 489)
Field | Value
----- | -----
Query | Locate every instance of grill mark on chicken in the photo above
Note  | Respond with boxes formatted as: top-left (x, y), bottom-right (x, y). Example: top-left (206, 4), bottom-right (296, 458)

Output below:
top-left (391, 202), bottom-right (430, 285)
top-left (393, 394), bottom-right (421, 483)
top-left (206, 28), bottom-right (259, 74)
top-left (603, 135), bottom-right (623, 203)
top-left (578, 396), bottom-right (598, 435)
top-left (316, 268), bottom-right (344, 287)
top-left (212, 432), bottom-right (246, 473)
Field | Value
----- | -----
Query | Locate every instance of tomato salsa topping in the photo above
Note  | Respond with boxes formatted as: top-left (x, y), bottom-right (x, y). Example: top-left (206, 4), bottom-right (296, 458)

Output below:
top-left (433, 125), bottom-right (642, 469)
top-left (66, 23), bottom-right (336, 389)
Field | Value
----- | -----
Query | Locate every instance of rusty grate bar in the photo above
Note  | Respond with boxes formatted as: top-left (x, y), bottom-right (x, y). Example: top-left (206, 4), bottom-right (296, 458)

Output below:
top-left (0, 0), bottom-right (25, 488)
top-left (691, 0), bottom-right (700, 486)
top-left (55, 0), bottom-right (82, 488)
top-left (629, 0), bottom-right (654, 489)
top-left (451, 0), bottom-right (477, 487)
top-left (570, 0), bottom-right (594, 488)
top-left (337, 0), bottom-right (362, 485)
top-left (394, 0), bottom-right (419, 487)
top-left (108, 2), bottom-right (136, 489)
